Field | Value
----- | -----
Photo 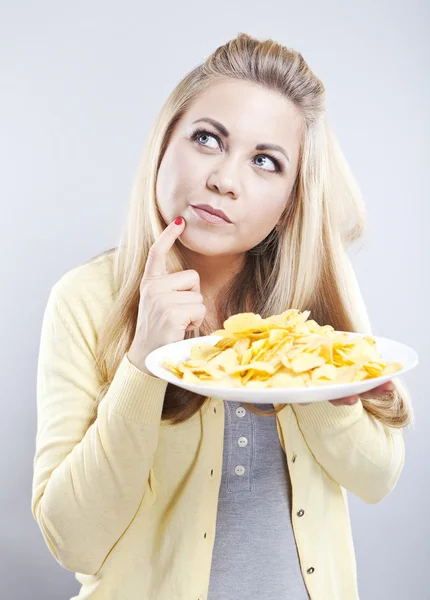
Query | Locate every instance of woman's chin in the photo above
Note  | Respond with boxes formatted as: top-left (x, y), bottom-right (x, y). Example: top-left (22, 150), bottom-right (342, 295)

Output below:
top-left (177, 228), bottom-right (233, 257)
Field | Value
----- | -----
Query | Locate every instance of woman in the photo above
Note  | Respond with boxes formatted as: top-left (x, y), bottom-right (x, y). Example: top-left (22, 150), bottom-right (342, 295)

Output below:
top-left (32, 33), bottom-right (412, 599)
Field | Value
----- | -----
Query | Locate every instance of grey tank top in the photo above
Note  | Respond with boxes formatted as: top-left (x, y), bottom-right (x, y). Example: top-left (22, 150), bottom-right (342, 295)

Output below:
top-left (207, 401), bottom-right (310, 600)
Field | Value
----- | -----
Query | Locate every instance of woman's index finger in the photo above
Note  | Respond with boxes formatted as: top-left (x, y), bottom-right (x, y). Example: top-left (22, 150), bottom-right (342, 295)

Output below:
top-left (143, 218), bottom-right (185, 278)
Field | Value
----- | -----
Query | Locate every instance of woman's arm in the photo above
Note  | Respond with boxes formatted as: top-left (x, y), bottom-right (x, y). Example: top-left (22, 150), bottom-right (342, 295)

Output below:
top-left (31, 286), bottom-right (167, 575)
top-left (292, 399), bottom-right (405, 503)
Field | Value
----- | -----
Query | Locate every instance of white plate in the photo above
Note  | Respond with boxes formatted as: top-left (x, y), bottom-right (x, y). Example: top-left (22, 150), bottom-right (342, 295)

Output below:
top-left (145, 333), bottom-right (419, 404)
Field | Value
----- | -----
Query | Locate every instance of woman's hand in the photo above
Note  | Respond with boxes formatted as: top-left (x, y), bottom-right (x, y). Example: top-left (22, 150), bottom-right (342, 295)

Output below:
top-left (298, 380), bottom-right (395, 407)
top-left (329, 380), bottom-right (395, 406)
top-left (127, 217), bottom-right (207, 375)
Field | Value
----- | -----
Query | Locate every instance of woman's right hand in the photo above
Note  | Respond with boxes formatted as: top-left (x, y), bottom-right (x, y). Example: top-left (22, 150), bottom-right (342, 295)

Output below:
top-left (127, 217), bottom-right (207, 375)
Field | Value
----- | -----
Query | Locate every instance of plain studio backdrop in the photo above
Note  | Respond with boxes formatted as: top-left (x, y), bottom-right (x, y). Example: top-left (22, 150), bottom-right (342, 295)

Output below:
top-left (1, 2), bottom-right (429, 599)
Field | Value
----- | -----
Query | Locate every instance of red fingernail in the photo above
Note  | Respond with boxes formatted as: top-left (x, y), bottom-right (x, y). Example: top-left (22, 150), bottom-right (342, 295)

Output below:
top-left (174, 217), bottom-right (183, 225)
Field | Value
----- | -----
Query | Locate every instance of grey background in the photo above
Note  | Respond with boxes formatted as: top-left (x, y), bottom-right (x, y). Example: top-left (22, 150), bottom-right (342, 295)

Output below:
top-left (1, 1), bottom-right (429, 599)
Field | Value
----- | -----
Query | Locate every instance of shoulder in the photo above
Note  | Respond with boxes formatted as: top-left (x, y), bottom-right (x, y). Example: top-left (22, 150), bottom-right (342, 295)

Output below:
top-left (47, 249), bottom-right (119, 338)
top-left (52, 249), bottom-right (118, 303)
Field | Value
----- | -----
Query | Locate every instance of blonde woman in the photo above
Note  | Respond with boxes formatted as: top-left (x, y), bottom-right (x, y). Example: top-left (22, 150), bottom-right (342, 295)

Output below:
top-left (32, 33), bottom-right (412, 600)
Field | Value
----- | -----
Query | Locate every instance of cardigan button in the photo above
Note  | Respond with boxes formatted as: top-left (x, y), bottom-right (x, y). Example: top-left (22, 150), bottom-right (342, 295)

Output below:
top-left (307, 567), bottom-right (315, 574)
top-left (297, 509), bottom-right (305, 517)
top-left (292, 454), bottom-right (297, 463)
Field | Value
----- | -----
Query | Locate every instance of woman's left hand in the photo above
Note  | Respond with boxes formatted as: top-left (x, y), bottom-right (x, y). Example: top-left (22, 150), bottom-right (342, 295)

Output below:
top-left (299, 380), bottom-right (395, 407)
top-left (330, 380), bottom-right (395, 406)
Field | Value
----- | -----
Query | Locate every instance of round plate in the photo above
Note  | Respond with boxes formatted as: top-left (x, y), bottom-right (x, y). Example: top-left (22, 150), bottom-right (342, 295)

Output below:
top-left (145, 333), bottom-right (419, 404)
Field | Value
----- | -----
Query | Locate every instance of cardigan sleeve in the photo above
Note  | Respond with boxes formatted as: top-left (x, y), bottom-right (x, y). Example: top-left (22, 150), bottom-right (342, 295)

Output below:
top-left (292, 399), bottom-right (405, 503)
top-left (31, 285), bottom-right (168, 575)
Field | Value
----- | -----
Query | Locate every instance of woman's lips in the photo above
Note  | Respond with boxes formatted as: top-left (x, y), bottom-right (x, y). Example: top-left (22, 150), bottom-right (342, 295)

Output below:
top-left (190, 205), bottom-right (232, 225)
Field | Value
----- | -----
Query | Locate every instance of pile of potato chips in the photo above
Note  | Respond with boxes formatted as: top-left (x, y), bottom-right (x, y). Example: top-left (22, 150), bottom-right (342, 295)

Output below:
top-left (162, 309), bottom-right (403, 389)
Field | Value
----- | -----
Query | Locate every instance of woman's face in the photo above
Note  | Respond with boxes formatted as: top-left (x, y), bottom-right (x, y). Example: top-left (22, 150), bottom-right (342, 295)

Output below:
top-left (156, 78), bottom-right (303, 257)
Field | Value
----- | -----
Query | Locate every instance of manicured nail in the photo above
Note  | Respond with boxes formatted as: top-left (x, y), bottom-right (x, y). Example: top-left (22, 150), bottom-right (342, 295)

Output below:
top-left (174, 217), bottom-right (184, 225)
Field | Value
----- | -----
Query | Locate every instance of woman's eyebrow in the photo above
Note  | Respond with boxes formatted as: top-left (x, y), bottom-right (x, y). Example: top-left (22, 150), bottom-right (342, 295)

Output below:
top-left (191, 117), bottom-right (290, 163)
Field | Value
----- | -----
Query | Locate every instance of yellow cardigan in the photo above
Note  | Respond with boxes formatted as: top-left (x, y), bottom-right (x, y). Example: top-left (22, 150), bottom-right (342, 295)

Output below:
top-left (31, 253), bottom-right (405, 600)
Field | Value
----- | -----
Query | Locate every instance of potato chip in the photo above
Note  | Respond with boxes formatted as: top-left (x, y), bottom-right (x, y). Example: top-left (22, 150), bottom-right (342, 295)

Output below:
top-left (228, 362), bottom-right (276, 375)
top-left (162, 309), bottom-right (403, 389)
top-left (190, 342), bottom-right (222, 362)
top-left (289, 353), bottom-right (326, 373)
top-left (311, 364), bottom-right (337, 381)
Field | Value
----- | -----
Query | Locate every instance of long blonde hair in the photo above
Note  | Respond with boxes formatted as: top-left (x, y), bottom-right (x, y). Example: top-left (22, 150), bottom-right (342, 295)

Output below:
top-left (90, 32), bottom-right (413, 427)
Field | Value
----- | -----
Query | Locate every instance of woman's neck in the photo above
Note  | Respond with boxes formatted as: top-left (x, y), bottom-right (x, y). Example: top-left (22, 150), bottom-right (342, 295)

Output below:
top-left (180, 247), bottom-right (245, 301)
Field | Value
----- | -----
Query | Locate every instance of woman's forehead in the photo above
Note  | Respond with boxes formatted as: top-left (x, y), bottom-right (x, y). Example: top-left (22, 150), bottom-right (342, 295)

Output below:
top-left (183, 80), bottom-right (303, 157)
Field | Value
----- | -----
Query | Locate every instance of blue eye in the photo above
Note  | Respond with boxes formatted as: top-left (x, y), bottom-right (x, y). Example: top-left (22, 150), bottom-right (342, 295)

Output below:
top-left (190, 128), bottom-right (283, 174)
top-left (193, 129), bottom-right (219, 150)
top-left (254, 155), bottom-right (280, 172)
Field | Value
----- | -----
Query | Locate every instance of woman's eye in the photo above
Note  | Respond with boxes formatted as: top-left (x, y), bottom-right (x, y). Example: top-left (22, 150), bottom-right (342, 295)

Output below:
top-left (254, 155), bottom-right (278, 172)
top-left (192, 129), bottom-right (282, 173)
top-left (194, 131), bottom-right (220, 150)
